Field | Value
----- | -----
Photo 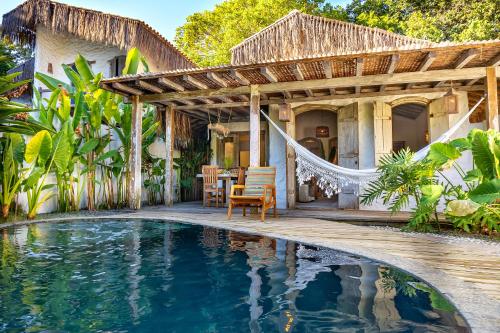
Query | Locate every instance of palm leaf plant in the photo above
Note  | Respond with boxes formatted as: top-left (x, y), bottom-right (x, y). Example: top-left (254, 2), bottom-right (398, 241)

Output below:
top-left (362, 129), bottom-right (499, 233)
top-left (0, 133), bottom-right (27, 218)
top-left (0, 61), bottom-right (49, 135)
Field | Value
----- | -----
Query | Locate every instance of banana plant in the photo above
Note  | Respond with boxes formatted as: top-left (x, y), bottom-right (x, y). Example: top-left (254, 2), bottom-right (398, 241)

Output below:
top-left (0, 66), bottom-right (49, 135)
top-left (0, 133), bottom-right (26, 218)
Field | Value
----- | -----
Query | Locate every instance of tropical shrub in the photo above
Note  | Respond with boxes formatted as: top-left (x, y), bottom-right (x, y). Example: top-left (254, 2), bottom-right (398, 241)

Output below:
top-left (361, 129), bottom-right (499, 234)
top-left (0, 48), bottom-right (164, 220)
top-left (0, 59), bottom-right (48, 135)
top-left (0, 133), bottom-right (26, 218)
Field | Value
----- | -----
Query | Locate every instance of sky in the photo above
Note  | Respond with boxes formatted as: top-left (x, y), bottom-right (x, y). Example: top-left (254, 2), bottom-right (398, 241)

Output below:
top-left (0, 0), bottom-right (351, 42)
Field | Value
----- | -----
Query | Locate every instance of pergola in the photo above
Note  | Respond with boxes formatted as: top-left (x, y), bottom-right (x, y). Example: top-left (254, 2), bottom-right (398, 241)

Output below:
top-left (101, 40), bottom-right (500, 210)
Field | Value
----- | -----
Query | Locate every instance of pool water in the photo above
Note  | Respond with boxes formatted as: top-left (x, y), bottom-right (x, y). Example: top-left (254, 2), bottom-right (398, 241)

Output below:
top-left (0, 220), bottom-right (469, 332)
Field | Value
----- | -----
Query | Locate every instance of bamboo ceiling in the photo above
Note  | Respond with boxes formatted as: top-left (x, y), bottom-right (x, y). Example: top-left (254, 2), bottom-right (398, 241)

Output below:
top-left (101, 40), bottom-right (500, 125)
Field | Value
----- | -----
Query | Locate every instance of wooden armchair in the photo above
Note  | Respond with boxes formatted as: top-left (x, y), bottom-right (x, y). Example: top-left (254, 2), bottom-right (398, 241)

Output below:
top-left (202, 165), bottom-right (224, 208)
top-left (227, 167), bottom-right (277, 222)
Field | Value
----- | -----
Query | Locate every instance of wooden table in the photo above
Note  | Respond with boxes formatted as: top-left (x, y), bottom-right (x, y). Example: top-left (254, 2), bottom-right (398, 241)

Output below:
top-left (196, 173), bottom-right (238, 207)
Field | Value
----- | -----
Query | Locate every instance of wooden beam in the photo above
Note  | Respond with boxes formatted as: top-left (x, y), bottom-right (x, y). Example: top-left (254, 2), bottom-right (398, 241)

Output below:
top-left (207, 72), bottom-right (228, 87)
top-left (184, 75), bottom-right (208, 89)
top-left (406, 52), bottom-right (437, 89)
top-left (486, 66), bottom-right (499, 130)
top-left (435, 49), bottom-right (479, 87)
top-left (171, 85), bottom-right (480, 110)
top-left (355, 58), bottom-right (363, 94)
top-left (250, 85), bottom-right (260, 167)
top-left (128, 95), bottom-right (142, 209)
top-left (230, 69), bottom-right (250, 85)
top-left (140, 67), bottom-right (491, 103)
top-left (158, 77), bottom-right (185, 91)
top-left (239, 95), bottom-right (249, 101)
top-left (292, 64), bottom-right (313, 97)
top-left (260, 67), bottom-right (278, 83)
top-left (112, 82), bottom-right (143, 95)
top-left (379, 54), bottom-right (400, 92)
top-left (466, 52), bottom-right (500, 86)
top-left (283, 91), bottom-right (292, 99)
top-left (164, 105), bottom-right (175, 206)
top-left (454, 49), bottom-right (479, 69)
top-left (136, 80), bottom-right (163, 93)
top-left (286, 109), bottom-right (296, 209)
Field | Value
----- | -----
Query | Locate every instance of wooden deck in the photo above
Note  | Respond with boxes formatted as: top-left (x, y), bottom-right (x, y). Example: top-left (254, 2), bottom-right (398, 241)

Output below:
top-left (2, 203), bottom-right (499, 332)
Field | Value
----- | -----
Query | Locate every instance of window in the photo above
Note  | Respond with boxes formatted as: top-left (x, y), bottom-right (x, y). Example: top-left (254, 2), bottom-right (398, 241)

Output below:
top-left (109, 56), bottom-right (126, 77)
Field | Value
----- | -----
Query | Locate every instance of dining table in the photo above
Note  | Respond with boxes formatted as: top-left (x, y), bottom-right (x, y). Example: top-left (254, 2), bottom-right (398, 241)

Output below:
top-left (196, 172), bottom-right (239, 207)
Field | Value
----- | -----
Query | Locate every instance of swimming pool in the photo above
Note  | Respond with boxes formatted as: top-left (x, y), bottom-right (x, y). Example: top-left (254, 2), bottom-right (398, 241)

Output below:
top-left (0, 219), bottom-right (469, 332)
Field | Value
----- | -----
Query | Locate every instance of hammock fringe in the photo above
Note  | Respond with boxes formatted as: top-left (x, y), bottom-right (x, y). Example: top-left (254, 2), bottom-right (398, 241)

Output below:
top-left (261, 95), bottom-right (485, 197)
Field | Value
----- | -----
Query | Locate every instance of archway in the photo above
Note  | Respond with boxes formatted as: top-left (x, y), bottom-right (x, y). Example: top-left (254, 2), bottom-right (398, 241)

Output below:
top-left (391, 103), bottom-right (429, 153)
top-left (294, 109), bottom-right (338, 208)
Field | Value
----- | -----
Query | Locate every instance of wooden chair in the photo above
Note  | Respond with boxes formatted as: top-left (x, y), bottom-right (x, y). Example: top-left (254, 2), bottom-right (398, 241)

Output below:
top-left (202, 165), bottom-right (224, 208)
top-left (227, 166), bottom-right (277, 222)
top-left (236, 167), bottom-right (246, 185)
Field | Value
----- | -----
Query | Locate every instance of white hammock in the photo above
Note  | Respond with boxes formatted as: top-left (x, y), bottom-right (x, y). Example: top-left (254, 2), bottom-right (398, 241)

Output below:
top-left (261, 96), bottom-right (485, 197)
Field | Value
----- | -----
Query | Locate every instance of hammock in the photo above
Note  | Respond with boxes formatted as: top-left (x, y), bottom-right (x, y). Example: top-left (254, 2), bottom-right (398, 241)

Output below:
top-left (261, 96), bottom-right (485, 197)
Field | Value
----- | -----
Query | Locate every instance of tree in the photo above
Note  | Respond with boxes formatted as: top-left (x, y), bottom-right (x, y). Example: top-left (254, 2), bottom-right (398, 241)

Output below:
top-left (346, 0), bottom-right (499, 42)
top-left (175, 0), bottom-right (499, 66)
top-left (174, 0), bottom-right (346, 66)
top-left (0, 38), bottom-right (32, 75)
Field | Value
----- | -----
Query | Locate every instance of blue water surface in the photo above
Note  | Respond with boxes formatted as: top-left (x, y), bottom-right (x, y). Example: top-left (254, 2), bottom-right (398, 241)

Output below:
top-left (0, 220), bottom-right (469, 332)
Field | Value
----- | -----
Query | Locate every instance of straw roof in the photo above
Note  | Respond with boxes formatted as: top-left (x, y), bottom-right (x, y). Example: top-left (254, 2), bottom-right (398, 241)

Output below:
top-left (1, 0), bottom-right (196, 71)
top-left (231, 10), bottom-right (437, 65)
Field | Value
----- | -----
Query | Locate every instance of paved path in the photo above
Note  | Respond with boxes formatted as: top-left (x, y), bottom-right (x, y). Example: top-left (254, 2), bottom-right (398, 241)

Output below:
top-left (2, 205), bottom-right (499, 332)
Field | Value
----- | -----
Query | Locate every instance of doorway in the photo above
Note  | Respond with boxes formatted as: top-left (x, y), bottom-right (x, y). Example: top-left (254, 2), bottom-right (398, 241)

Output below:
top-left (295, 109), bottom-right (338, 209)
top-left (392, 103), bottom-right (429, 153)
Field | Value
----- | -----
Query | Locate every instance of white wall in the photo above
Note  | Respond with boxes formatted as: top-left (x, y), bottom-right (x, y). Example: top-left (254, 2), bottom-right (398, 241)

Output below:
top-left (17, 27), bottom-right (171, 215)
top-left (295, 110), bottom-right (337, 158)
top-left (289, 91), bottom-right (484, 212)
top-left (392, 111), bottom-right (428, 151)
top-left (268, 107), bottom-right (287, 209)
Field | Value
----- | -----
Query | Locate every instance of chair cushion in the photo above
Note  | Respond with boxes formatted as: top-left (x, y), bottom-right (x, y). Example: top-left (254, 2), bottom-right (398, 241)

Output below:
top-left (242, 167), bottom-right (276, 203)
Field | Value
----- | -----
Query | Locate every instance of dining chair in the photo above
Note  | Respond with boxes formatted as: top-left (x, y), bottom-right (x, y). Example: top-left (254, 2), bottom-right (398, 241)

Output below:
top-left (236, 167), bottom-right (246, 185)
top-left (202, 165), bottom-right (224, 208)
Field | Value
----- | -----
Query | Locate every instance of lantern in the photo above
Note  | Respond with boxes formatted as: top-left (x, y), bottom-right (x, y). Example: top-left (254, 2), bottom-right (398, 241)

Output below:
top-left (315, 126), bottom-right (329, 138)
top-left (279, 103), bottom-right (291, 122)
top-left (443, 89), bottom-right (458, 114)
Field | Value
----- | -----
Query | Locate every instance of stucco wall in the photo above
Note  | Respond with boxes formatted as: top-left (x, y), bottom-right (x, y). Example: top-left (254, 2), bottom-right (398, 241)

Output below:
top-left (289, 91), bottom-right (484, 212)
top-left (392, 111), bottom-right (428, 151)
top-left (295, 110), bottom-right (338, 159)
top-left (18, 28), bottom-right (174, 214)
top-left (268, 107), bottom-right (287, 209)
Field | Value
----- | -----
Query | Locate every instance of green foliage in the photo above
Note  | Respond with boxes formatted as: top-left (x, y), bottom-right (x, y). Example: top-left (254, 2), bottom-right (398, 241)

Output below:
top-left (175, 0), bottom-right (499, 66)
top-left (362, 129), bottom-right (500, 234)
top-left (0, 134), bottom-right (27, 218)
top-left (174, 139), bottom-right (211, 201)
top-left (0, 38), bottom-right (32, 76)
top-left (0, 47), bottom-right (163, 219)
top-left (175, 0), bottom-right (346, 66)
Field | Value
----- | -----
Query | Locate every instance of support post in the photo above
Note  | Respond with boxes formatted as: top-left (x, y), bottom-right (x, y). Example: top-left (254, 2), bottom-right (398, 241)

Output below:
top-left (250, 85), bottom-right (261, 167)
top-left (486, 66), bottom-right (499, 131)
top-left (165, 105), bottom-right (175, 206)
top-left (128, 95), bottom-right (142, 210)
top-left (286, 108), bottom-right (296, 209)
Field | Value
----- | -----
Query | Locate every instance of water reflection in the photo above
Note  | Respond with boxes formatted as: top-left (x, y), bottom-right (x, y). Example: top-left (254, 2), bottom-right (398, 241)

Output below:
top-left (0, 220), bottom-right (469, 332)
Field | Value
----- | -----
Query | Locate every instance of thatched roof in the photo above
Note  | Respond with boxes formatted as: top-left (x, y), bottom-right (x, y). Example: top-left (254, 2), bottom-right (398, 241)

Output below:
top-left (231, 10), bottom-right (437, 65)
top-left (1, 0), bottom-right (196, 71)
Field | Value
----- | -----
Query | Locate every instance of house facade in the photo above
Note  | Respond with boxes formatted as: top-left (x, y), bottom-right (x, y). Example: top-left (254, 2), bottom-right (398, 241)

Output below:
top-left (101, 10), bottom-right (499, 211)
top-left (2, 0), bottom-right (195, 212)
